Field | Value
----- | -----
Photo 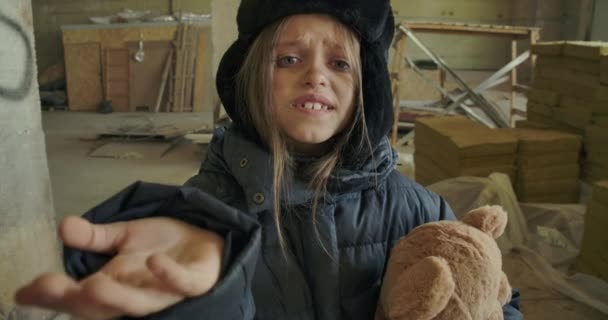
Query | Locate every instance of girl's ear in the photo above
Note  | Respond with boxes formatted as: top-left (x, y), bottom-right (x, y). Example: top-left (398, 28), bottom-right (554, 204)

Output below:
top-left (461, 205), bottom-right (507, 239)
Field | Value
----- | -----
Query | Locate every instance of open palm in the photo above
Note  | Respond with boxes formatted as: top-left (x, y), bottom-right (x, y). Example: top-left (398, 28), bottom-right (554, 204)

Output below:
top-left (16, 216), bottom-right (224, 320)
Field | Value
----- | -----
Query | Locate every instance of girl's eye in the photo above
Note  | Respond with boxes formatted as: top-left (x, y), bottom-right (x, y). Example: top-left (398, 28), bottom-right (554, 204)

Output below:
top-left (332, 59), bottom-right (351, 71)
top-left (276, 56), bottom-right (301, 67)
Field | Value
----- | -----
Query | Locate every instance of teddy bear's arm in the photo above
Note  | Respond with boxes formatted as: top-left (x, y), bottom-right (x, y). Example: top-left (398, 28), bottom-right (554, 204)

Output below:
top-left (498, 271), bottom-right (512, 305)
top-left (377, 256), bottom-right (455, 320)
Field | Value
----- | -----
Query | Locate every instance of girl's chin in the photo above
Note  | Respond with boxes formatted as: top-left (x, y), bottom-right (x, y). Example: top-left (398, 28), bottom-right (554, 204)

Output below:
top-left (285, 133), bottom-right (334, 154)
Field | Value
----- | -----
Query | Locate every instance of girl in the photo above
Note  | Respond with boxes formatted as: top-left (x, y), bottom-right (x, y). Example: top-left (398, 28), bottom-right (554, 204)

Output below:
top-left (16, 1), bottom-right (521, 319)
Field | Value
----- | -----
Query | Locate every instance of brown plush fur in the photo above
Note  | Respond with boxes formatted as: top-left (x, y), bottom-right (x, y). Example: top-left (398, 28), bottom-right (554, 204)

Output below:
top-left (376, 205), bottom-right (512, 320)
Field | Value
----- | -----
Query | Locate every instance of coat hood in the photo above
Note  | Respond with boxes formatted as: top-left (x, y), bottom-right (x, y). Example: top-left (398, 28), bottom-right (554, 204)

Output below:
top-left (216, 0), bottom-right (395, 148)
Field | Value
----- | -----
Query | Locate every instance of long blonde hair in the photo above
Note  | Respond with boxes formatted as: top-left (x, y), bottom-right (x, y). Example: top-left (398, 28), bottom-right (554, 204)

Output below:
top-left (236, 15), bottom-right (370, 253)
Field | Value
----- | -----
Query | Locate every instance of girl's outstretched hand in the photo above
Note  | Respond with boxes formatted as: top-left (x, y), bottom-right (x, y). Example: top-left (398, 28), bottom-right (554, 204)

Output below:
top-left (15, 216), bottom-right (224, 320)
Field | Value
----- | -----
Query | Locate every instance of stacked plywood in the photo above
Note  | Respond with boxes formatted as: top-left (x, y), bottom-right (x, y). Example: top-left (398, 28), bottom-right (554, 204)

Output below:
top-left (414, 116), bottom-right (518, 186)
top-left (506, 128), bottom-right (582, 203)
top-left (525, 41), bottom-right (608, 183)
top-left (576, 181), bottom-right (608, 282)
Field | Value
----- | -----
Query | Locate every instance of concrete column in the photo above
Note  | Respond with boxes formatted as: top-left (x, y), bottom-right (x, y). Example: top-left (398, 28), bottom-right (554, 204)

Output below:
top-left (0, 1), bottom-right (64, 319)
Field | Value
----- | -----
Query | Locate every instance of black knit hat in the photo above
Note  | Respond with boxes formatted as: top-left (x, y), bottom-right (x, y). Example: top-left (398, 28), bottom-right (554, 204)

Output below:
top-left (216, 0), bottom-right (395, 148)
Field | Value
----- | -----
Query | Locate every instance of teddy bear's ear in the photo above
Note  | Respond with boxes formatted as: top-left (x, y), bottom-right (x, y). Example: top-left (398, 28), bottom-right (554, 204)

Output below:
top-left (461, 205), bottom-right (507, 239)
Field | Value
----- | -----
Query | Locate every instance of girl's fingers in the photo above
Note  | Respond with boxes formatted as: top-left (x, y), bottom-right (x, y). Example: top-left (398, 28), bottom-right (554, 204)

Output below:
top-left (15, 273), bottom-right (79, 306)
top-left (80, 272), bottom-right (180, 317)
top-left (59, 216), bottom-right (127, 254)
top-left (147, 253), bottom-right (216, 297)
top-left (15, 273), bottom-right (120, 320)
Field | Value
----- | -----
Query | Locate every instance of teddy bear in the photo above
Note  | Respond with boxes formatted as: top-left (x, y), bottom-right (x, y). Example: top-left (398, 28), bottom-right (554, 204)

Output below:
top-left (375, 205), bottom-right (512, 320)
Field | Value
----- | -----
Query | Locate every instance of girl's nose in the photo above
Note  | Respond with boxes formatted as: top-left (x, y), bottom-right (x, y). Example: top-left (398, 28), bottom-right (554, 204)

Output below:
top-left (304, 61), bottom-right (327, 88)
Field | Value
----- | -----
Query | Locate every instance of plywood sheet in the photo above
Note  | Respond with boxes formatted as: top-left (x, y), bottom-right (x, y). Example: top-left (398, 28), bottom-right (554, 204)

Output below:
top-left (64, 42), bottom-right (103, 111)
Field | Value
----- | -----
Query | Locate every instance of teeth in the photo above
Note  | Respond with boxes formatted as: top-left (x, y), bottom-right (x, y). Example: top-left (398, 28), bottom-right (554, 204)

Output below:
top-left (296, 102), bottom-right (330, 110)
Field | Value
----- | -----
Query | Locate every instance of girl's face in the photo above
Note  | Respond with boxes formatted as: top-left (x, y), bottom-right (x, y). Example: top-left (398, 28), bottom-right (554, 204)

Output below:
top-left (272, 14), bottom-right (359, 153)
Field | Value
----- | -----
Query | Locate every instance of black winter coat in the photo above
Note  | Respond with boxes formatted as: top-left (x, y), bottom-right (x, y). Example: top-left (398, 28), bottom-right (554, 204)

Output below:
top-left (65, 126), bottom-right (522, 319)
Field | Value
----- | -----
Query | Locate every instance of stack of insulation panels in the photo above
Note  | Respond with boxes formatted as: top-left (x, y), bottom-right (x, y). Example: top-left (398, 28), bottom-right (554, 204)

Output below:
top-left (521, 41), bottom-right (608, 183)
top-left (414, 116), bottom-right (517, 186)
top-left (507, 128), bottom-right (582, 203)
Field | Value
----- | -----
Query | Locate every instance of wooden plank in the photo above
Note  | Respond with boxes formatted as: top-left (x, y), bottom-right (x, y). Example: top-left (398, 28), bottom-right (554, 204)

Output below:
top-left (64, 42), bottom-right (103, 111)
top-left (193, 28), bottom-right (209, 112)
top-left (155, 49), bottom-right (174, 112)
top-left (403, 22), bottom-right (537, 38)
top-left (104, 48), bottom-right (130, 111)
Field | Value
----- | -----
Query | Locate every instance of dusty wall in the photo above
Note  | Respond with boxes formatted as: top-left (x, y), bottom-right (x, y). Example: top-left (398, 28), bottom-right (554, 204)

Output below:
top-left (0, 1), bottom-right (64, 319)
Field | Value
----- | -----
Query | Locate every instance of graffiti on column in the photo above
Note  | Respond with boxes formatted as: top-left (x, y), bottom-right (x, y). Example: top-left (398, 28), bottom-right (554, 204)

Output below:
top-left (0, 12), bottom-right (33, 101)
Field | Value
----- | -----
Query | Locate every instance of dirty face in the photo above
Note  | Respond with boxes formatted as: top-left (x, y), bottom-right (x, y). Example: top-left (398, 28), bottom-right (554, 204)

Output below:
top-left (271, 14), bottom-right (359, 153)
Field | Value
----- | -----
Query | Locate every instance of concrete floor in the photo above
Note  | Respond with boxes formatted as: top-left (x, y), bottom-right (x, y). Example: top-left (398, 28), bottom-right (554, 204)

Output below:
top-left (42, 111), bottom-right (607, 319)
top-left (43, 112), bottom-right (209, 220)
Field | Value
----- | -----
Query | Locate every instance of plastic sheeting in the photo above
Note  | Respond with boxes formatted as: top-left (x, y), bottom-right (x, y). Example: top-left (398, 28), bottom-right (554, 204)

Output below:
top-left (427, 173), bottom-right (608, 315)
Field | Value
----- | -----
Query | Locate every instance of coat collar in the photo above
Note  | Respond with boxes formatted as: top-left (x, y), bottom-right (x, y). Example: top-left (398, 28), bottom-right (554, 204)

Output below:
top-left (217, 126), bottom-right (397, 213)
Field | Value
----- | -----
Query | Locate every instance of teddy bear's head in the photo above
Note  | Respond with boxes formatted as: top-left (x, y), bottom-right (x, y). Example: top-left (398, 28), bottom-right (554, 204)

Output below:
top-left (376, 205), bottom-right (512, 320)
